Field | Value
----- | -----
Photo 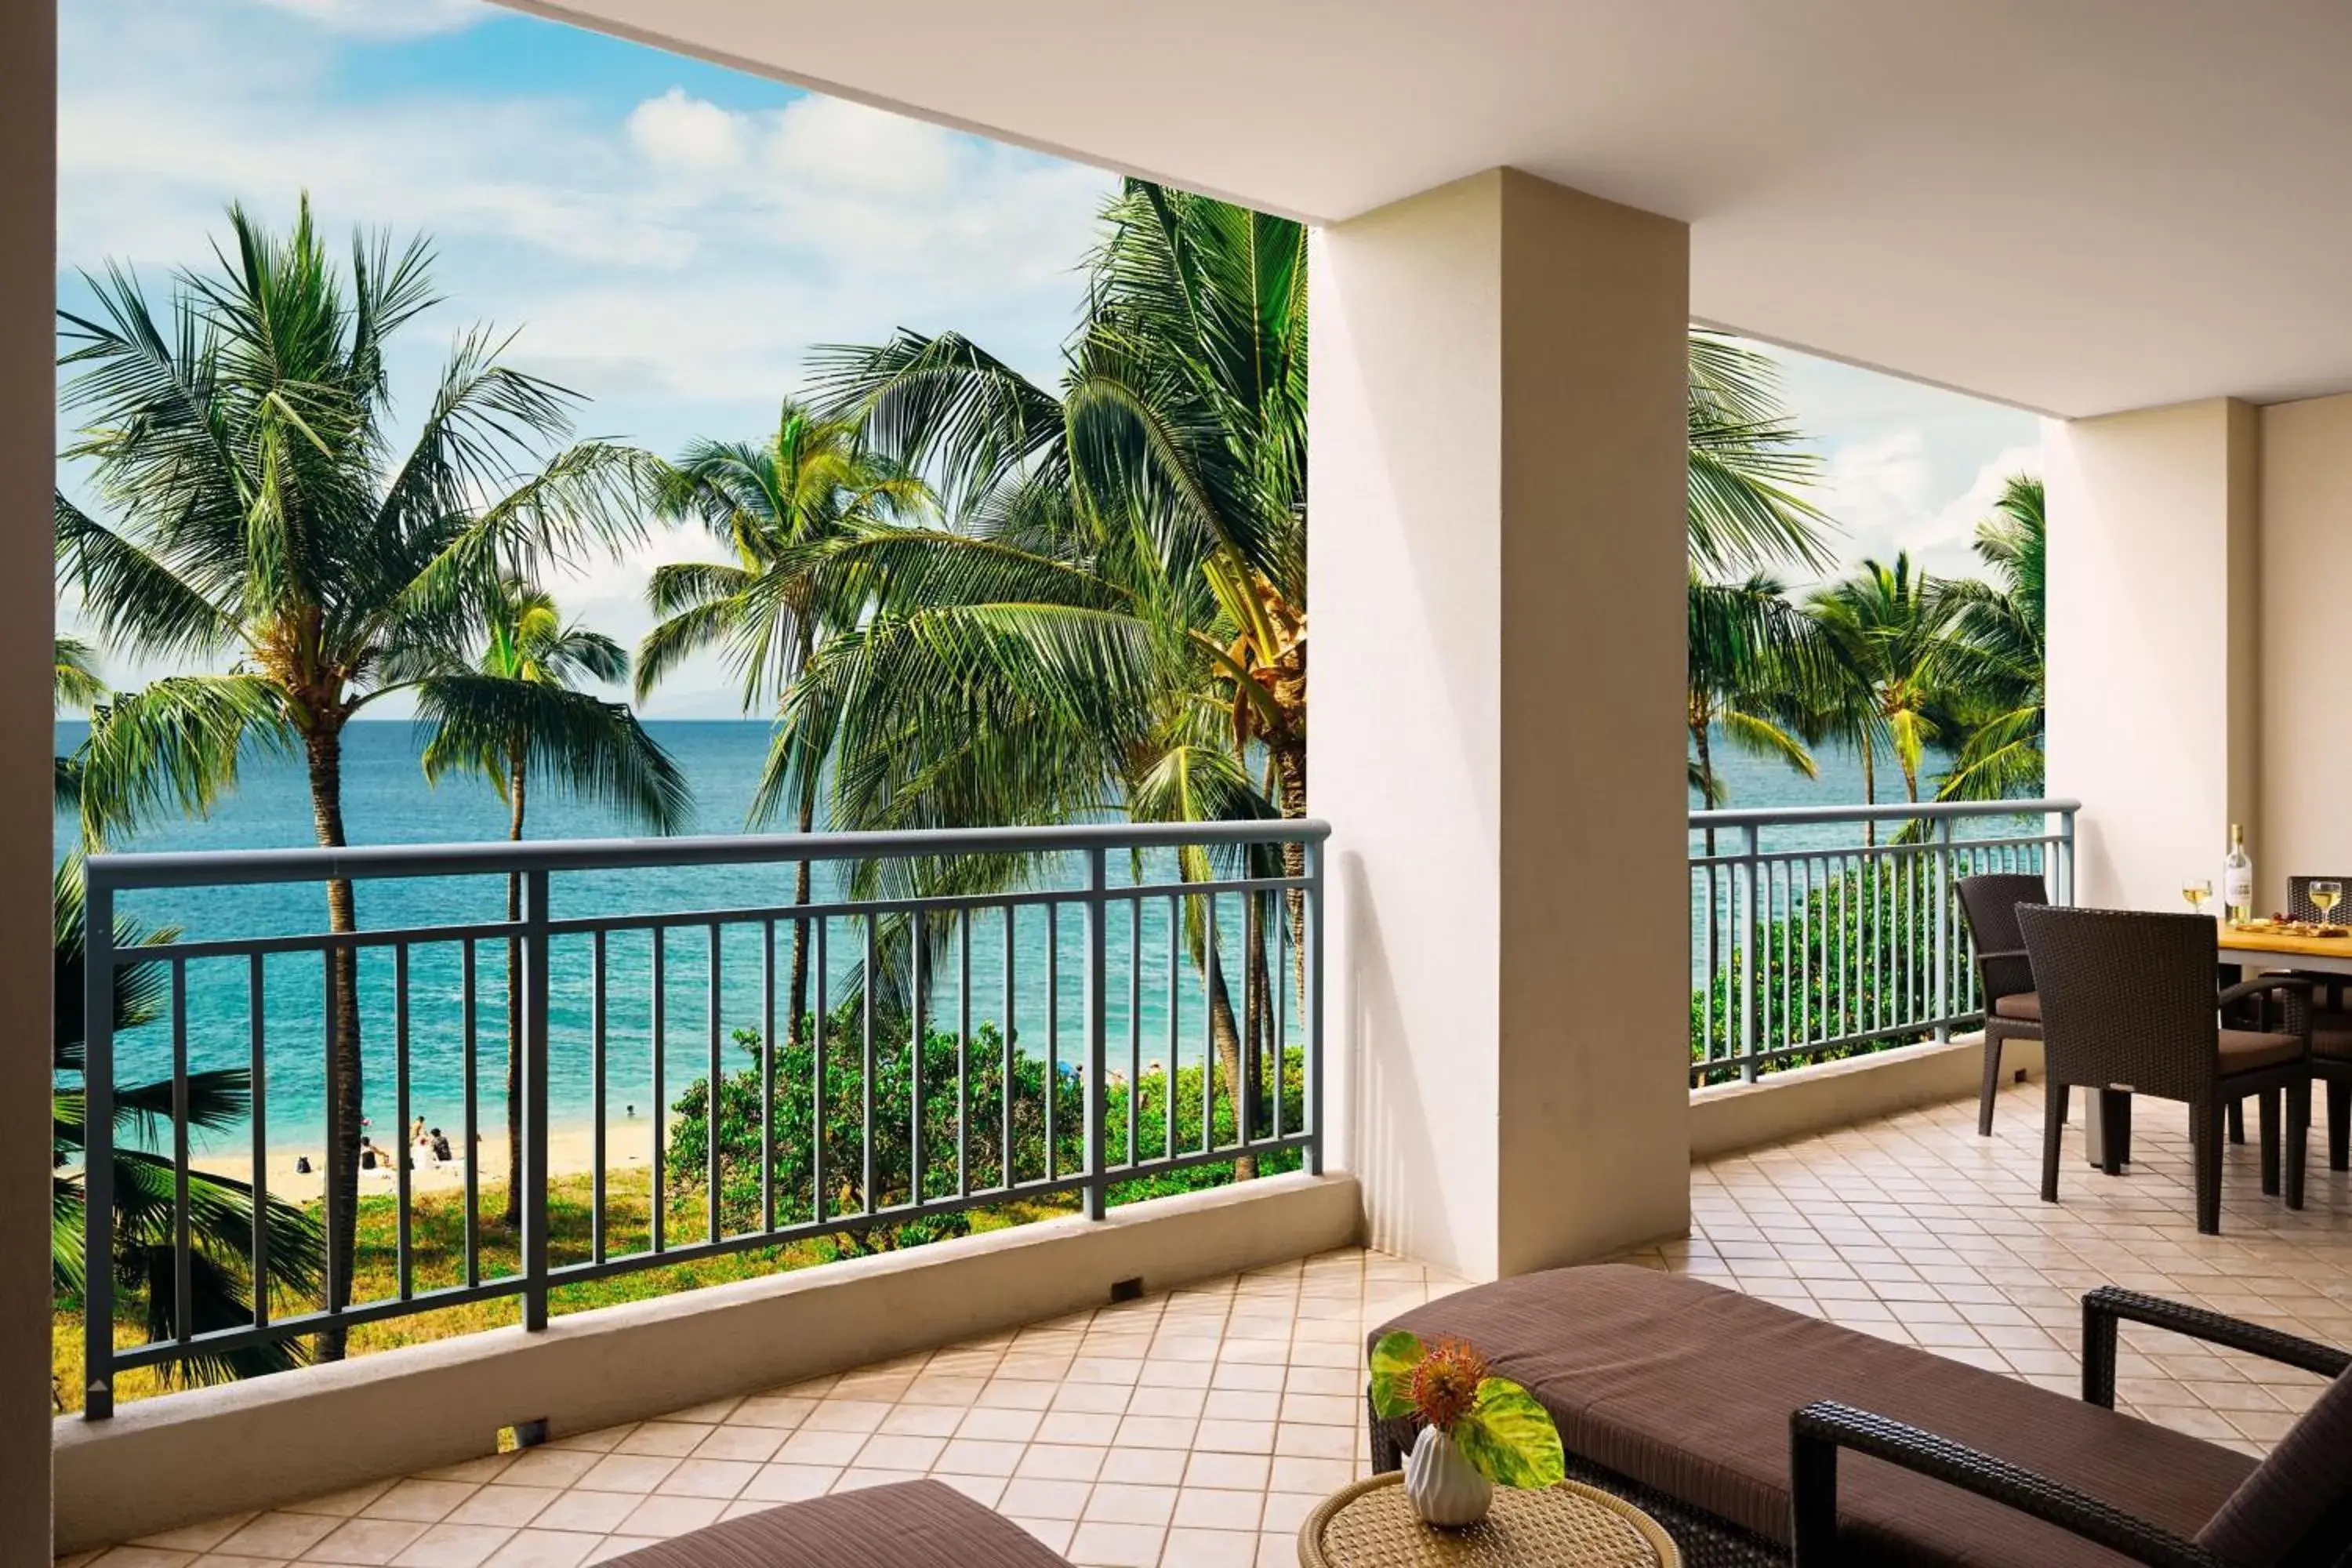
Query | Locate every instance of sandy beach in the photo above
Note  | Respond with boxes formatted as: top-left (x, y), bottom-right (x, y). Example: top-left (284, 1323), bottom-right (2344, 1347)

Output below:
top-left (191, 1118), bottom-right (661, 1206)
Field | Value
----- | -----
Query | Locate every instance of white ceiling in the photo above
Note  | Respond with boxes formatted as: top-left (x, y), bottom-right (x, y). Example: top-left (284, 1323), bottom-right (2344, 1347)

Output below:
top-left (514, 0), bottom-right (2352, 418)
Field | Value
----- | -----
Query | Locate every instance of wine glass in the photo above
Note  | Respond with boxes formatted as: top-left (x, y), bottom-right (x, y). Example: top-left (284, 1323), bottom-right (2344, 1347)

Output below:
top-left (2311, 880), bottom-right (2343, 927)
top-left (2182, 879), bottom-right (2212, 916)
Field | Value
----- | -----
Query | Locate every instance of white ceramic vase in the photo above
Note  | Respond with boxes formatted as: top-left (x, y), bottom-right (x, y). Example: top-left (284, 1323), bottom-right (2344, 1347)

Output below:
top-left (1403, 1424), bottom-right (1493, 1528)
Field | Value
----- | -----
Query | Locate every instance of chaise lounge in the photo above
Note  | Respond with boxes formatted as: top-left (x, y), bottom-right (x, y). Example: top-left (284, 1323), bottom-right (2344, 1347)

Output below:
top-left (1367, 1265), bottom-right (2352, 1566)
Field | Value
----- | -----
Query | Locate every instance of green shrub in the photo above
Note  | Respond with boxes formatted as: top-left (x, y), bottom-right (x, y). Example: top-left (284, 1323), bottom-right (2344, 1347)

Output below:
top-left (667, 1000), bottom-right (1306, 1254)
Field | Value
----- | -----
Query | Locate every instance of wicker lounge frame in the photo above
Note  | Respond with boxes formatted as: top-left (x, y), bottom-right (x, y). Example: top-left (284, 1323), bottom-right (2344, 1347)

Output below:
top-left (1369, 1265), bottom-right (2352, 1568)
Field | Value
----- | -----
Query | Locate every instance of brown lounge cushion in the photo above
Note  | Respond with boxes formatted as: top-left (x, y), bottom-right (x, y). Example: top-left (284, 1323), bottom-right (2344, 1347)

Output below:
top-left (1373, 1265), bottom-right (2256, 1566)
top-left (2218, 1028), bottom-right (2304, 1072)
top-left (601, 1478), bottom-right (1073, 1567)
top-left (1991, 990), bottom-right (2040, 1023)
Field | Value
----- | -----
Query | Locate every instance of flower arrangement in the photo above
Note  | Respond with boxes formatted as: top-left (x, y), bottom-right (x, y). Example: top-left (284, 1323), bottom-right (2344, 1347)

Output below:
top-left (1370, 1331), bottom-right (1563, 1523)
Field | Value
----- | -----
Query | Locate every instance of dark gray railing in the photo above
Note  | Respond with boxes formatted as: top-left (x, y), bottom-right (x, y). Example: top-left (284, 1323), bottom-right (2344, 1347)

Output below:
top-left (1689, 799), bottom-right (2077, 1086)
top-left (78, 819), bottom-right (1327, 1417)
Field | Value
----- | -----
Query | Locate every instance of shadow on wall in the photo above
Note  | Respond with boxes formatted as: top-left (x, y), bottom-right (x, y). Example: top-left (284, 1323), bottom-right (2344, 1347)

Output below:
top-left (1338, 849), bottom-right (1456, 1276)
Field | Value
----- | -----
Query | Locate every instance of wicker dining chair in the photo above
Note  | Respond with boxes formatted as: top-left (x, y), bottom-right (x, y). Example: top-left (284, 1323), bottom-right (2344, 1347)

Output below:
top-left (2017, 905), bottom-right (2313, 1235)
top-left (1956, 873), bottom-right (2047, 1137)
top-left (2310, 1012), bottom-right (2352, 1173)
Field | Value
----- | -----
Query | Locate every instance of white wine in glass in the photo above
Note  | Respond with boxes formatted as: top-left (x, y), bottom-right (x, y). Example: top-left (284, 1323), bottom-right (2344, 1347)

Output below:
top-left (2183, 879), bottom-right (2212, 915)
top-left (2312, 880), bottom-right (2343, 926)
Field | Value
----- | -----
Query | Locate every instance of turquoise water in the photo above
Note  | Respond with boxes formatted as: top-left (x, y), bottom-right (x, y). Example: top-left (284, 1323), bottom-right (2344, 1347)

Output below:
top-left (61, 721), bottom-right (1280, 1157)
top-left (60, 717), bottom-right (2030, 1157)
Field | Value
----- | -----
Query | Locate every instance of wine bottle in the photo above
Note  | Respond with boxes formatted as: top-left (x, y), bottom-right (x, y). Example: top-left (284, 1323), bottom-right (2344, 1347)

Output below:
top-left (2223, 823), bottom-right (2253, 924)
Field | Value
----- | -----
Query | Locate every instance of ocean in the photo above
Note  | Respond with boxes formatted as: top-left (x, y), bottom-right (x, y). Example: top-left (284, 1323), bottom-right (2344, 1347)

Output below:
top-left (60, 719), bottom-right (1980, 1156)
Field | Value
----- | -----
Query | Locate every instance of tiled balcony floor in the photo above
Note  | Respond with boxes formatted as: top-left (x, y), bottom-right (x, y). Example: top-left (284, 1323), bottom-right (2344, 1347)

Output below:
top-left (71, 1078), bottom-right (2352, 1568)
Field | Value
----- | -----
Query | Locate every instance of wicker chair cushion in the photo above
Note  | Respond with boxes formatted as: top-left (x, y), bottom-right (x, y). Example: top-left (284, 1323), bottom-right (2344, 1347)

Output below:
top-left (2217, 1029), bottom-right (2304, 1073)
top-left (2196, 1370), bottom-right (2352, 1563)
top-left (598, 1479), bottom-right (1074, 1566)
top-left (1373, 1265), bottom-right (2253, 1567)
top-left (1991, 991), bottom-right (2041, 1022)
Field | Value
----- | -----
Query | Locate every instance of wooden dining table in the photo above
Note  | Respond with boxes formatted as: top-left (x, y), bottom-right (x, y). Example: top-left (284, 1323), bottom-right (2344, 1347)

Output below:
top-left (2082, 920), bottom-right (2347, 1167)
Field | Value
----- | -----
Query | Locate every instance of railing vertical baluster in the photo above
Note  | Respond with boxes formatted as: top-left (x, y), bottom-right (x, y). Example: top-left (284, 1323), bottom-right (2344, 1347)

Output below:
top-left (1702, 856), bottom-right (1718, 1076)
top-left (1165, 892), bottom-right (1179, 1166)
top-left (325, 948), bottom-right (345, 1315)
top-left (395, 945), bottom-right (412, 1301)
top-left (1083, 848), bottom-right (1108, 1220)
top-left (1934, 818), bottom-right (1955, 1037)
top-left (249, 952), bottom-right (269, 1334)
top-left (1200, 894), bottom-right (1215, 1156)
top-left (1270, 895), bottom-right (1283, 1147)
top-left (1045, 902), bottom-right (1058, 1182)
top-left (1305, 836), bottom-right (1325, 1174)
top-left (708, 922), bottom-right (723, 1246)
top-left (2060, 807), bottom-right (2078, 905)
top-left (1240, 887), bottom-right (1258, 1156)
top-left (651, 931), bottom-right (666, 1256)
top-left (461, 939), bottom-right (478, 1289)
top-left (1002, 907), bottom-right (1015, 1190)
top-left (170, 960), bottom-right (191, 1345)
top-left (762, 919), bottom-right (776, 1236)
top-left (958, 915), bottom-right (971, 1200)
top-left (911, 909), bottom-right (926, 1209)
top-left (521, 870), bottom-right (550, 1332)
top-left (1738, 826), bottom-right (1759, 1083)
top-left (592, 930), bottom-right (607, 1266)
top-left (813, 918), bottom-right (828, 1225)
top-left (83, 873), bottom-right (116, 1420)
top-left (862, 914), bottom-right (877, 1215)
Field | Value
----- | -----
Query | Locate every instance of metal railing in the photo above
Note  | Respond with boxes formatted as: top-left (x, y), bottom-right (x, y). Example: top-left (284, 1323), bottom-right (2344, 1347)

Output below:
top-left (1689, 799), bottom-right (2077, 1087)
top-left (78, 819), bottom-right (1327, 1417)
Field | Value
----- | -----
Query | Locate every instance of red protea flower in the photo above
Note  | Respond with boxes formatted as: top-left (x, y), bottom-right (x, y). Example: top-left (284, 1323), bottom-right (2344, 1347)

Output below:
top-left (1409, 1338), bottom-right (1488, 1432)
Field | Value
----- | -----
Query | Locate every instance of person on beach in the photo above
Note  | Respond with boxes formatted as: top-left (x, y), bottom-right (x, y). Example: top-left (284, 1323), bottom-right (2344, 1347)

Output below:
top-left (412, 1125), bottom-right (438, 1168)
top-left (430, 1127), bottom-right (454, 1163)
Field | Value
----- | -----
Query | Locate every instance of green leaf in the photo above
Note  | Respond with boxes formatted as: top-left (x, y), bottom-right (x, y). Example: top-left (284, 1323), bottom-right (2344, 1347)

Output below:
top-left (1367, 1331), bottom-right (1424, 1421)
top-left (1454, 1378), bottom-right (1564, 1490)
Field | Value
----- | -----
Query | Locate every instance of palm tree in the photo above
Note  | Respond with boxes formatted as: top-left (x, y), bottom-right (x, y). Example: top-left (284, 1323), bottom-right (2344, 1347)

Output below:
top-left (633, 401), bottom-right (929, 1047)
top-left (51, 640), bottom-right (321, 1395)
top-left (419, 579), bottom-right (691, 1225)
top-left (798, 182), bottom-right (1305, 1175)
top-left (1687, 575), bottom-right (1820, 813)
top-left (1934, 476), bottom-right (2045, 801)
top-left (55, 198), bottom-right (647, 1357)
top-left (1805, 553), bottom-right (1964, 839)
top-left (53, 862), bottom-right (325, 1393)
top-left (1686, 331), bottom-right (1834, 579)
top-left (1679, 334), bottom-right (1834, 816)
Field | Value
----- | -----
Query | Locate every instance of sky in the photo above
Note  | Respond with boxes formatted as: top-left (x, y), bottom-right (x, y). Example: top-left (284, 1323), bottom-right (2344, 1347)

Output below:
top-left (56, 0), bottom-right (2042, 718)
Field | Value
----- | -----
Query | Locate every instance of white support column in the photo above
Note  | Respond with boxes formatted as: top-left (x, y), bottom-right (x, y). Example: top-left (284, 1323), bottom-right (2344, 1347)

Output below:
top-left (1312, 169), bottom-right (1690, 1281)
top-left (0, 1), bottom-right (56, 1558)
top-left (2046, 399), bottom-right (2259, 911)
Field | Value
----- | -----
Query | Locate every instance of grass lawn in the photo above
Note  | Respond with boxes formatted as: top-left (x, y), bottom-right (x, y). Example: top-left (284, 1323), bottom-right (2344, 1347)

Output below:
top-left (53, 1167), bottom-right (1077, 1415)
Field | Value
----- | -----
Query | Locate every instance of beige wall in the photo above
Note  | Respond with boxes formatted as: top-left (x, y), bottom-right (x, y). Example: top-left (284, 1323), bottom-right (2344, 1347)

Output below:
top-left (2259, 391), bottom-right (2352, 888)
top-left (2046, 399), bottom-right (2262, 911)
top-left (2, 2), bottom-right (56, 1559)
top-left (1311, 168), bottom-right (1690, 1281)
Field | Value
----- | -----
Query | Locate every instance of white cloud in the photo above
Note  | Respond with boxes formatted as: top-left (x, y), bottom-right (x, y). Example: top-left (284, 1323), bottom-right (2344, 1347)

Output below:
top-left (57, 0), bottom-right (1117, 716)
top-left (626, 88), bottom-right (751, 172)
top-left (241, 0), bottom-right (488, 38)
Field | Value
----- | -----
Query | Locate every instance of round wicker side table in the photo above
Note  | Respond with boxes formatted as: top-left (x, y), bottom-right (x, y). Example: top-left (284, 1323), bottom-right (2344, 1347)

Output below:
top-left (1299, 1473), bottom-right (1682, 1568)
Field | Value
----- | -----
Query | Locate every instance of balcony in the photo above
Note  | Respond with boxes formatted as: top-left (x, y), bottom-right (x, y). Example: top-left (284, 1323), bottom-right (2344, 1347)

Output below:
top-left (61, 1085), bottom-right (2348, 1566)
top-left (50, 802), bottom-right (2352, 1561)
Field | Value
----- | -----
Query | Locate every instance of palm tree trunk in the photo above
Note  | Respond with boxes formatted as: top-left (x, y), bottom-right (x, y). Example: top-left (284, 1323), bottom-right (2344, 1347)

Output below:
top-left (301, 722), bottom-right (361, 1363)
top-left (1269, 732), bottom-right (1308, 1021)
top-left (1860, 732), bottom-right (1878, 848)
top-left (788, 790), bottom-right (814, 1050)
top-left (787, 622), bottom-right (817, 1050)
top-left (1202, 936), bottom-right (1256, 1184)
top-left (1692, 717), bottom-right (1718, 855)
top-left (501, 753), bottom-right (527, 1228)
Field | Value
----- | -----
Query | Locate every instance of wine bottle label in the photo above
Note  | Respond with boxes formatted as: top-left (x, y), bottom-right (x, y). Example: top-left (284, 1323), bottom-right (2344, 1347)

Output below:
top-left (2225, 869), bottom-right (2253, 907)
